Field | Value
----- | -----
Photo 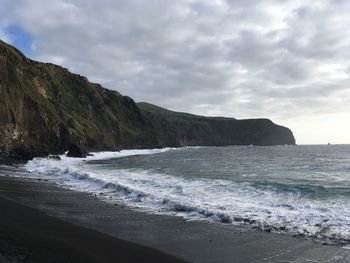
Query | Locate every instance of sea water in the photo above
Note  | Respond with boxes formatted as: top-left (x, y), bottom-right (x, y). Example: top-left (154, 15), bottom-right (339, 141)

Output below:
top-left (24, 145), bottom-right (350, 245)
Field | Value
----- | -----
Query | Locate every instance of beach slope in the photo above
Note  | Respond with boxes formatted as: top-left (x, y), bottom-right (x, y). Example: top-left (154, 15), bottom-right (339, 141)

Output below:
top-left (0, 175), bottom-right (185, 262)
top-left (0, 167), bottom-right (349, 263)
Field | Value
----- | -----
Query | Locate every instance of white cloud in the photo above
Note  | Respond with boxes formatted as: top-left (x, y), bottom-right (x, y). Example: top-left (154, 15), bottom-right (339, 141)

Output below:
top-left (2, 0), bottom-right (350, 143)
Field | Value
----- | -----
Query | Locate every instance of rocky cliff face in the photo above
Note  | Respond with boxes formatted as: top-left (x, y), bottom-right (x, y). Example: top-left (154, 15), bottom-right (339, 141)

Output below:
top-left (0, 40), bottom-right (158, 160)
top-left (0, 40), bottom-right (295, 161)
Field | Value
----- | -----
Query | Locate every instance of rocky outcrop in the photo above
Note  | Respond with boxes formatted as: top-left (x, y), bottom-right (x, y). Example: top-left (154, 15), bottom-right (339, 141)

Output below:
top-left (0, 40), bottom-right (295, 161)
top-left (66, 144), bottom-right (87, 158)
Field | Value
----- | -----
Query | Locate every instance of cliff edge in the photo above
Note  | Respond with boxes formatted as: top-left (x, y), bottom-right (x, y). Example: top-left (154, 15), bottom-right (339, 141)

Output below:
top-left (0, 40), bottom-right (295, 161)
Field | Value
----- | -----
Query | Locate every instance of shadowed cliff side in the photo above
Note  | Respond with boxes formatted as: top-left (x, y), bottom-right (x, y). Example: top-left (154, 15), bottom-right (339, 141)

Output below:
top-left (0, 40), bottom-right (158, 160)
top-left (0, 40), bottom-right (295, 161)
top-left (137, 102), bottom-right (295, 147)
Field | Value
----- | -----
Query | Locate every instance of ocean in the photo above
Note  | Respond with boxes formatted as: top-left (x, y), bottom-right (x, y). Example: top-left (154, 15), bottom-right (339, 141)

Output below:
top-left (24, 145), bottom-right (350, 245)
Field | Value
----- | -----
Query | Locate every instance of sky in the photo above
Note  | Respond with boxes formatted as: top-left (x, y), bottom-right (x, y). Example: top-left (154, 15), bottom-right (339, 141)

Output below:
top-left (1, 0), bottom-right (350, 144)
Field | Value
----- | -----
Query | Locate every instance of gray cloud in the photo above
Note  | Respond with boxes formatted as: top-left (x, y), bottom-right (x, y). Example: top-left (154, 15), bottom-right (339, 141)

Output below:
top-left (2, 0), bottom-right (350, 143)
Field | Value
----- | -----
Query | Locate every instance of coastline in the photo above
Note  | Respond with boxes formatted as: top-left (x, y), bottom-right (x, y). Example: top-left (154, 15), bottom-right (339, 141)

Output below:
top-left (0, 167), bottom-right (185, 263)
top-left (0, 196), bottom-right (184, 263)
top-left (0, 166), bottom-right (349, 262)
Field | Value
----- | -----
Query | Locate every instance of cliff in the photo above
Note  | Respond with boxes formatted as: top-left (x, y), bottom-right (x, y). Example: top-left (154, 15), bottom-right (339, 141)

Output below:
top-left (0, 40), bottom-right (295, 161)
top-left (137, 102), bottom-right (295, 147)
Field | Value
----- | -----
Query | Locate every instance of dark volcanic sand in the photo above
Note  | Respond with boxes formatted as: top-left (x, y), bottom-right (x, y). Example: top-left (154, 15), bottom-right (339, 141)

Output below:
top-left (0, 165), bottom-right (350, 263)
top-left (0, 196), bottom-right (185, 263)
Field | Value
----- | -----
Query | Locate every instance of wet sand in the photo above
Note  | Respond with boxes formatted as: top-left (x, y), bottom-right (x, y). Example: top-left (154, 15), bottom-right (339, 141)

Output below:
top-left (0, 165), bottom-right (349, 262)
top-left (0, 196), bottom-right (185, 263)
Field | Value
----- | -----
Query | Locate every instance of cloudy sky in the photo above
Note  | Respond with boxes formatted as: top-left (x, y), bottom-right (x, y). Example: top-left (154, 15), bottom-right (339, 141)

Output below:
top-left (1, 0), bottom-right (350, 144)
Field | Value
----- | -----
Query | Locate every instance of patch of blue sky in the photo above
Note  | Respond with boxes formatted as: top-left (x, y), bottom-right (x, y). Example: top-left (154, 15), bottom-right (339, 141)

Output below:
top-left (5, 25), bottom-right (33, 56)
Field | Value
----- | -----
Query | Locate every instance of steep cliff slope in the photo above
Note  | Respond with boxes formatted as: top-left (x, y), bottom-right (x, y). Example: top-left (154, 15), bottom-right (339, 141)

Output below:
top-left (0, 40), bottom-right (295, 160)
top-left (0, 40), bottom-right (158, 160)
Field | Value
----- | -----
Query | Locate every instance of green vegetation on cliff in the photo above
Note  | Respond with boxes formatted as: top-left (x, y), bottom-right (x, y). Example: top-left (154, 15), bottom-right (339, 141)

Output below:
top-left (137, 102), bottom-right (295, 147)
top-left (0, 40), bottom-right (295, 161)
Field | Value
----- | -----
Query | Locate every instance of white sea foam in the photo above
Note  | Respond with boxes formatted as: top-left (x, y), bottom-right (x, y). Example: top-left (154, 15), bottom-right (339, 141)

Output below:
top-left (25, 148), bottom-right (175, 173)
top-left (23, 147), bottom-right (350, 245)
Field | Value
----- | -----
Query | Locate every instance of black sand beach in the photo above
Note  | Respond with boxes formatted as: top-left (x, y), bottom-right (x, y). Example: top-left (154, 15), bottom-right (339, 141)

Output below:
top-left (0, 168), bottom-right (184, 263)
top-left (0, 196), bottom-right (185, 263)
top-left (1, 165), bottom-right (350, 263)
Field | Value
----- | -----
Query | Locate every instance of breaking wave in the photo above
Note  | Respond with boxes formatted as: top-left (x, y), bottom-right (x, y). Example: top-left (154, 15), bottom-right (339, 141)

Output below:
top-left (23, 147), bottom-right (350, 246)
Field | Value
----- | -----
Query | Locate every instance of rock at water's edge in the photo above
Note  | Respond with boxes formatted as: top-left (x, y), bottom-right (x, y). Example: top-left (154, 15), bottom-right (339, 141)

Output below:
top-left (66, 145), bottom-right (87, 158)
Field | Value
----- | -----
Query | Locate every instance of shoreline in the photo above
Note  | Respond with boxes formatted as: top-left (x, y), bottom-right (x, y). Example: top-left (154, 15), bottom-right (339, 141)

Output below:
top-left (0, 168), bottom-right (184, 263)
top-left (0, 196), bottom-right (185, 263)
top-left (1, 166), bottom-right (350, 262)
